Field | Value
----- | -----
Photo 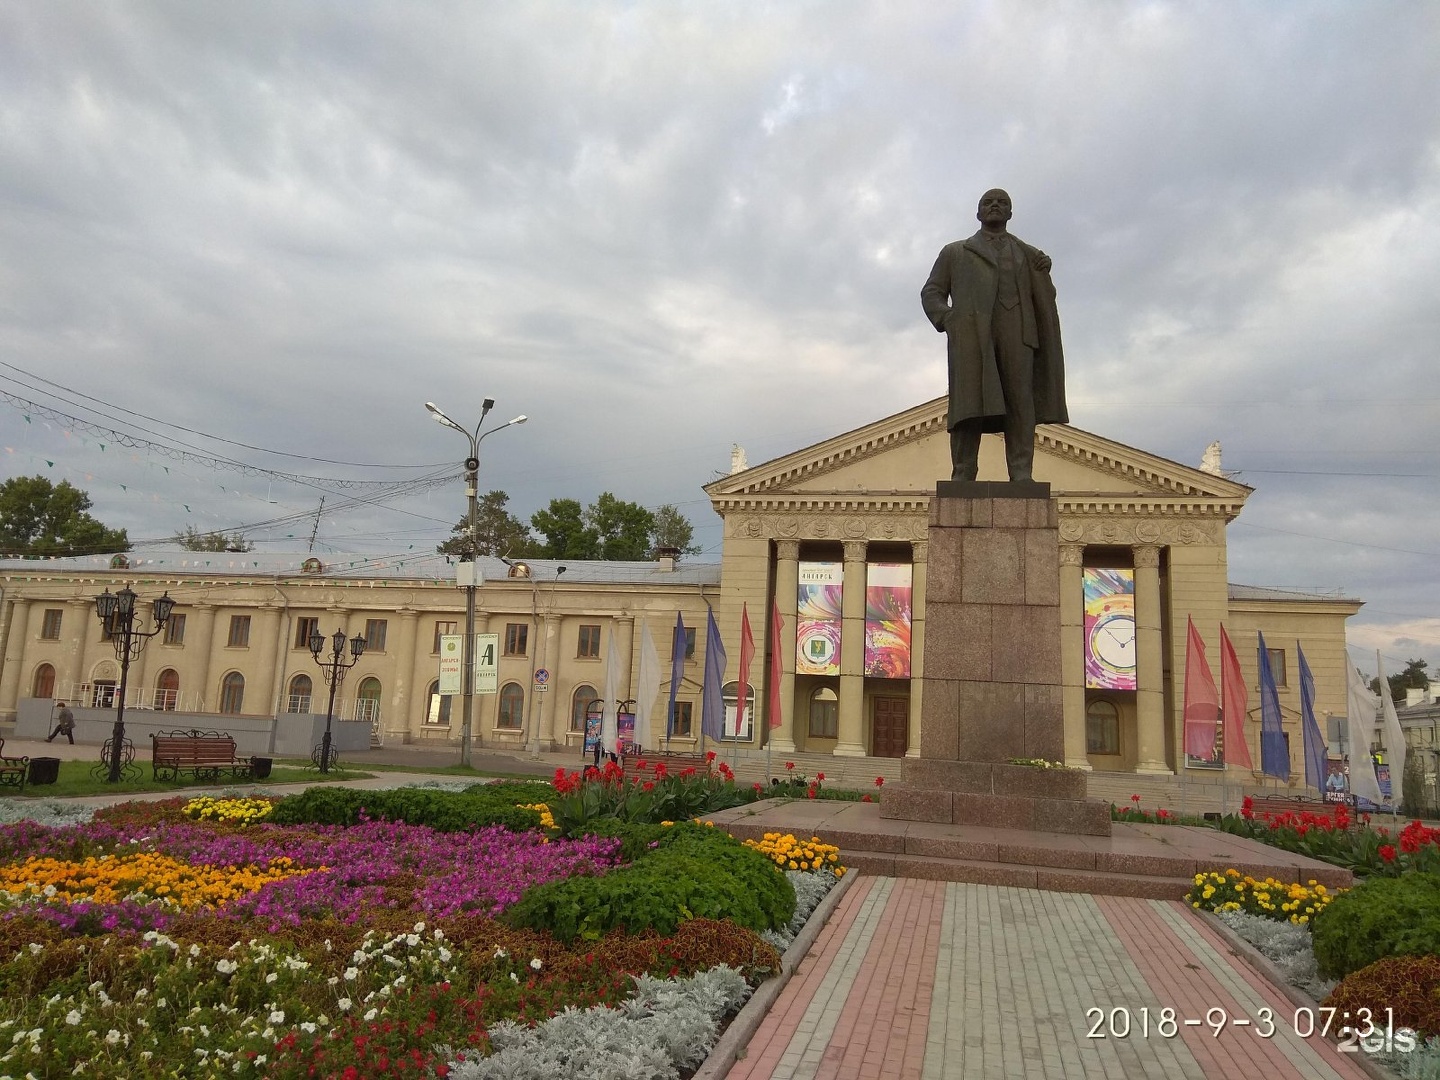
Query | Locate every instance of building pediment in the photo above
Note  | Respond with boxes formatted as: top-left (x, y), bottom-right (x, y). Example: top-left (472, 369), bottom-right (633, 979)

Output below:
top-left (706, 396), bottom-right (1251, 529)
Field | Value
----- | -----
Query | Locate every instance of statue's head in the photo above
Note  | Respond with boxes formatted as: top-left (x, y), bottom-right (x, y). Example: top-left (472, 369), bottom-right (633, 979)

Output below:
top-left (976, 188), bottom-right (1013, 226)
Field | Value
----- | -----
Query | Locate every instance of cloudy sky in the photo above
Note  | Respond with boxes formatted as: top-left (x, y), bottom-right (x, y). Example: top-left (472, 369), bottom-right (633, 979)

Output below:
top-left (1, 2), bottom-right (1437, 678)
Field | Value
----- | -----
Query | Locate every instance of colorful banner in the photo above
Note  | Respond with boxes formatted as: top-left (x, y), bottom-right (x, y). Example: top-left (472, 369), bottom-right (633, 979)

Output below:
top-left (797, 561), bottom-right (843, 675)
top-left (864, 563), bottom-right (912, 678)
top-left (1083, 568), bottom-right (1136, 690)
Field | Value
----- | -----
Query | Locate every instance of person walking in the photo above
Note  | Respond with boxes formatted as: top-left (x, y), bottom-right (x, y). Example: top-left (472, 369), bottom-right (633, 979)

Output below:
top-left (45, 701), bottom-right (75, 744)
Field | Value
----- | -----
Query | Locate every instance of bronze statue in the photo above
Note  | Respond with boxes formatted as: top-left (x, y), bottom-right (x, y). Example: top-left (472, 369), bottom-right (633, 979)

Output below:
top-left (921, 189), bottom-right (1067, 483)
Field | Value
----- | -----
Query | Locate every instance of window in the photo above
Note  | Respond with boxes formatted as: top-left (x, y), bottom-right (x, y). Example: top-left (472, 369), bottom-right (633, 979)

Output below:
top-left (40, 609), bottom-right (62, 640)
top-left (220, 672), bottom-right (245, 714)
top-left (497, 682), bottom-right (525, 729)
top-left (164, 612), bottom-right (186, 645)
top-left (295, 617), bottom-right (320, 649)
top-left (684, 627), bottom-right (697, 659)
top-left (433, 620), bottom-right (457, 654)
top-left (356, 677), bottom-right (382, 724)
top-left (808, 686), bottom-right (839, 739)
top-left (577, 624), bottom-right (601, 659)
top-left (425, 680), bottom-right (452, 726)
top-left (571, 684), bottom-right (598, 732)
top-left (670, 700), bottom-right (693, 738)
top-left (364, 619), bottom-right (388, 652)
top-left (1266, 648), bottom-right (1288, 688)
top-left (227, 615), bottom-right (251, 648)
top-left (32, 663), bottom-right (56, 699)
top-left (1086, 700), bottom-right (1120, 755)
top-left (154, 669), bottom-right (179, 711)
top-left (287, 674), bottom-right (313, 713)
top-left (504, 622), bottom-right (529, 657)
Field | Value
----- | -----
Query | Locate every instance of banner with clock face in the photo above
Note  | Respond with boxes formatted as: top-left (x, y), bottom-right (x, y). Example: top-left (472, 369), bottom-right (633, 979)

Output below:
top-left (1084, 568), bottom-right (1137, 690)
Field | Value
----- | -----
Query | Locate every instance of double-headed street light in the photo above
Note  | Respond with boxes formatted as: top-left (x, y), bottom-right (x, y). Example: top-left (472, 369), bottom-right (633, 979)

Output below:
top-left (425, 399), bottom-right (527, 768)
top-left (309, 626), bottom-right (366, 773)
top-left (94, 585), bottom-right (176, 783)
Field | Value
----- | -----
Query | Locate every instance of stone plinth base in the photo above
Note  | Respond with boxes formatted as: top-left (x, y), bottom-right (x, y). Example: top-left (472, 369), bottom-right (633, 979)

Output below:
top-left (880, 759), bottom-right (1112, 836)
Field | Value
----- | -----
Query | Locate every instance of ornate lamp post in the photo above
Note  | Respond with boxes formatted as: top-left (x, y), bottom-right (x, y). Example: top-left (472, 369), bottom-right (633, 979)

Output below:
top-left (424, 398), bottom-right (527, 768)
top-left (309, 626), bottom-right (366, 774)
top-left (94, 585), bottom-right (176, 783)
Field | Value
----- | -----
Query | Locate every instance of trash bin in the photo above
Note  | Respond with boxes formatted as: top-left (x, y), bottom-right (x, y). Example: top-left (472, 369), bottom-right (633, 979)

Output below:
top-left (250, 757), bottom-right (273, 780)
top-left (28, 758), bottom-right (60, 785)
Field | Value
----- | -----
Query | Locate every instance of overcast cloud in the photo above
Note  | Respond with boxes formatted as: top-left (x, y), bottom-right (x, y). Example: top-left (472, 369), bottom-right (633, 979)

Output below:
top-left (1, 2), bottom-right (1437, 679)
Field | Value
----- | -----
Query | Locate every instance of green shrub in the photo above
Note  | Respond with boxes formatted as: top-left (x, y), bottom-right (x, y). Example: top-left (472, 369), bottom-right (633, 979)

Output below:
top-left (1311, 872), bottom-right (1440, 977)
top-left (1325, 954), bottom-right (1440, 1040)
top-left (268, 786), bottom-right (541, 833)
top-left (502, 823), bottom-right (795, 941)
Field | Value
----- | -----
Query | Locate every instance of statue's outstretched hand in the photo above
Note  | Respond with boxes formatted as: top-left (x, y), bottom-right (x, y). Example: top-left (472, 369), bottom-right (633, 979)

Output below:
top-left (1034, 253), bottom-right (1052, 273)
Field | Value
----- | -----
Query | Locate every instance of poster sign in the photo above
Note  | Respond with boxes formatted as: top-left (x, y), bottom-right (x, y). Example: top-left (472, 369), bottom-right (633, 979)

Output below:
top-left (1324, 759), bottom-right (1351, 805)
top-left (864, 563), bottom-right (913, 678)
top-left (1084, 568), bottom-right (1137, 691)
top-left (797, 561), bottom-right (843, 675)
top-left (438, 634), bottom-right (463, 695)
top-left (474, 633), bottom-right (499, 694)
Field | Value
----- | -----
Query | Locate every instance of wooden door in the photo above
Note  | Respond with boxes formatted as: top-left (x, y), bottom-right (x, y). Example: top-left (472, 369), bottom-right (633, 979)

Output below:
top-left (871, 696), bottom-right (909, 758)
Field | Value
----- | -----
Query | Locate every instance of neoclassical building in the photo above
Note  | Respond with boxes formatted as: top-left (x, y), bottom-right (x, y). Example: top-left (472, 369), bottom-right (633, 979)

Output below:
top-left (0, 398), bottom-right (1361, 779)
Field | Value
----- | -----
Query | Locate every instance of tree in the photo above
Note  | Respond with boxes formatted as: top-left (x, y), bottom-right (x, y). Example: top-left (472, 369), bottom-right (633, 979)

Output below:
top-left (585, 493), bottom-right (655, 561)
top-left (437, 490), bottom-right (538, 559)
top-left (0, 475), bottom-right (129, 556)
top-left (173, 525), bottom-right (253, 552)
top-left (651, 503), bottom-right (702, 557)
top-left (530, 498), bottom-right (598, 560)
top-left (1372, 658), bottom-right (1430, 704)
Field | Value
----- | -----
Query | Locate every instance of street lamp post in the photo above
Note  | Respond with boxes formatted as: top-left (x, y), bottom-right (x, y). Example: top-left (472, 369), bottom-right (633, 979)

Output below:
top-left (424, 399), bottom-right (527, 768)
top-left (94, 585), bottom-right (175, 783)
top-left (309, 626), bottom-right (366, 774)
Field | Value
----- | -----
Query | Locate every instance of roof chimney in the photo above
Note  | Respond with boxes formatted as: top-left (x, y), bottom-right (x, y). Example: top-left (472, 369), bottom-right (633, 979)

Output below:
top-left (656, 546), bottom-right (680, 572)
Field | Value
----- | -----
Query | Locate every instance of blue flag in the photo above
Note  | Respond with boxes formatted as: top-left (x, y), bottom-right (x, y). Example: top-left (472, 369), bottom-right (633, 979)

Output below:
top-left (701, 605), bottom-right (728, 742)
top-left (1258, 632), bottom-right (1289, 780)
top-left (1297, 642), bottom-right (1327, 791)
top-left (666, 612), bottom-right (686, 738)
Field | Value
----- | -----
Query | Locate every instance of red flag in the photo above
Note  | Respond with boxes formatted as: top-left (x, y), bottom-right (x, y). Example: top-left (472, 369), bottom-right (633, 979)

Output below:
top-left (769, 600), bottom-right (785, 729)
top-left (1219, 625), bottom-right (1253, 769)
top-left (736, 603), bottom-right (755, 738)
top-left (1183, 617), bottom-right (1220, 759)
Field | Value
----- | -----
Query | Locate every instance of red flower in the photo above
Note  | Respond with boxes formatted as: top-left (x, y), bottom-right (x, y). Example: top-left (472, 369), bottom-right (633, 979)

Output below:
top-left (635, 758), bottom-right (648, 770)
top-left (1130, 794), bottom-right (1141, 803)
top-left (861, 794), bottom-right (873, 802)
top-left (753, 782), bottom-right (763, 792)
top-left (1379, 844), bottom-right (1397, 863)
top-left (642, 781), bottom-right (655, 791)
top-left (874, 776), bottom-right (885, 787)
top-left (816, 772), bottom-right (826, 782)
top-left (1240, 795), bottom-right (1254, 820)
top-left (1157, 809), bottom-right (1169, 819)
top-left (806, 786), bottom-right (817, 799)
top-left (785, 761), bottom-right (795, 772)
top-left (706, 750), bottom-right (717, 763)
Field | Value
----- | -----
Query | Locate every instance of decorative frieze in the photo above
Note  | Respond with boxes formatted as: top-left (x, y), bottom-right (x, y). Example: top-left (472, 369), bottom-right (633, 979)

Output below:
top-left (733, 514), bottom-right (929, 541)
top-left (1057, 518), bottom-right (1221, 547)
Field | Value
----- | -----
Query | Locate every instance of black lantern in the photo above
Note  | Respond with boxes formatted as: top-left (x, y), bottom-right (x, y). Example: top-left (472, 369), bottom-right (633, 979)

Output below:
top-left (92, 583), bottom-right (178, 783)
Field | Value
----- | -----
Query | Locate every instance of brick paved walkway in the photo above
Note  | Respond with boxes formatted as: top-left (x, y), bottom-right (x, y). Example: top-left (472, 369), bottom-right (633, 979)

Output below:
top-left (726, 878), bottom-right (1376, 1080)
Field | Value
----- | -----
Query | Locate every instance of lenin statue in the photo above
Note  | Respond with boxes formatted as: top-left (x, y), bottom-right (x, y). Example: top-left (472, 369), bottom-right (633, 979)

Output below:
top-left (921, 189), bottom-right (1067, 483)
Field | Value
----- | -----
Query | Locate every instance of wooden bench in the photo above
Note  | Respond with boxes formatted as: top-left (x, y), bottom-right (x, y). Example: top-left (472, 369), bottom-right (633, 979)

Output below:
top-left (151, 729), bottom-right (255, 782)
top-left (1250, 794), bottom-right (1333, 819)
top-left (0, 739), bottom-right (28, 792)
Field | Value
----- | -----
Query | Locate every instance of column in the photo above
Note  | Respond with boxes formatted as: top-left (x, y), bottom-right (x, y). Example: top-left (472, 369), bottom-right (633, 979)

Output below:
top-left (1133, 545), bottom-right (1170, 774)
top-left (389, 608), bottom-right (419, 741)
top-left (834, 540), bottom-right (868, 757)
top-left (537, 613), bottom-right (562, 748)
top-left (906, 541), bottom-right (926, 758)
top-left (63, 598), bottom-right (91, 698)
top-left (770, 540), bottom-right (800, 754)
top-left (410, 615), bottom-right (440, 731)
top-left (250, 604), bottom-right (284, 718)
top-left (615, 615), bottom-right (635, 701)
top-left (0, 598), bottom-right (30, 718)
top-left (189, 603), bottom-right (218, 709)
top-left (1059, 544), bottom-right (1090, 768)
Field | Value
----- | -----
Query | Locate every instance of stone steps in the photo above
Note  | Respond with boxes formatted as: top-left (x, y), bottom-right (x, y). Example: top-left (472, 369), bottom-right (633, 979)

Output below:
top-left (843, 851), bottom-right (1197, 900)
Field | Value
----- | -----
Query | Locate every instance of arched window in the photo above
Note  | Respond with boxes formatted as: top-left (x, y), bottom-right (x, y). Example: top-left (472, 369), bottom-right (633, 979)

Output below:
top-left (721, 681), bottom-right (756, 740)
top-left (32, 663), bottom-right (56, 700)
top-left (219, 672), bottom-right (245, 715)
top-left (1086, 699), bottom-right (1120, 755)
top-left (497, 682), bottom-right (525, 730)
top-left (287, 674), bottom-right (313, 713)
top-left (356, 677), bottom-right (382, 724)
top-left (426, 679), bottom-right (452, 726)
top-left (154, 669), bottom-right (180, 711)
top-left (570, 684), bottom-right (597, 732)
top-left (808, 686), bottom-right (839, 739)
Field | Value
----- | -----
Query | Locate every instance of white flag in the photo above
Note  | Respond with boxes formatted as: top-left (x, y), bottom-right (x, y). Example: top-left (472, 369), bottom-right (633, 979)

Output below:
top-left (1377, 652), bottom-right (1407, 807)
top-left (1345, 664), bottom-right (1385, 807)
top-left (634, 619), bottom-right (661, 753)
top-left (601, 621), bottom-right (619, 754)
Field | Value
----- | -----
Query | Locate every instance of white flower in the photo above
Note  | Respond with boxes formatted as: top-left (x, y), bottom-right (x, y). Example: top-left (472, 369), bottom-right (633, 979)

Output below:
top-left (27, 944), bottom-right (42, 955)
top-left (493, 946), bottom-right (507, 959)
top-left (343, 967), bottom-right (359, 981)
top-left (64, 1011), bottom-right (81, 1026)
top-left (326, 976), bottom-right (339, 987)
top-left (336, 998), bottom-right (352, 1012)
top-left (363, 1008), bottom-right (377, 1022)
top-left (300, 1022), bottom-right (317, 1034)
top-left (254, 1056), bottom-right (266, 1066)
top-left (155, 998), bottom-right (166, 1009)
top-left (216, 959), bottom-right (238, 975)
top-left (268, 1010), bottom-right (284, 1025)
top-left (405, 934), bottom-right (420, 947)
top-left (265, 973), bottom-right (277, 984)
top-left (413, 921), bottom-right (425, 933)
top-left (188, 944), bottom-right (200, 958)
top-left (509, 972), bottom-right (518, 983)
top-left (529, 958), bottom-right (543, 971)
top-left (438, 947), bottom-right (452, 963)
top-left (104, 1031), bottom-right (121, 1046)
